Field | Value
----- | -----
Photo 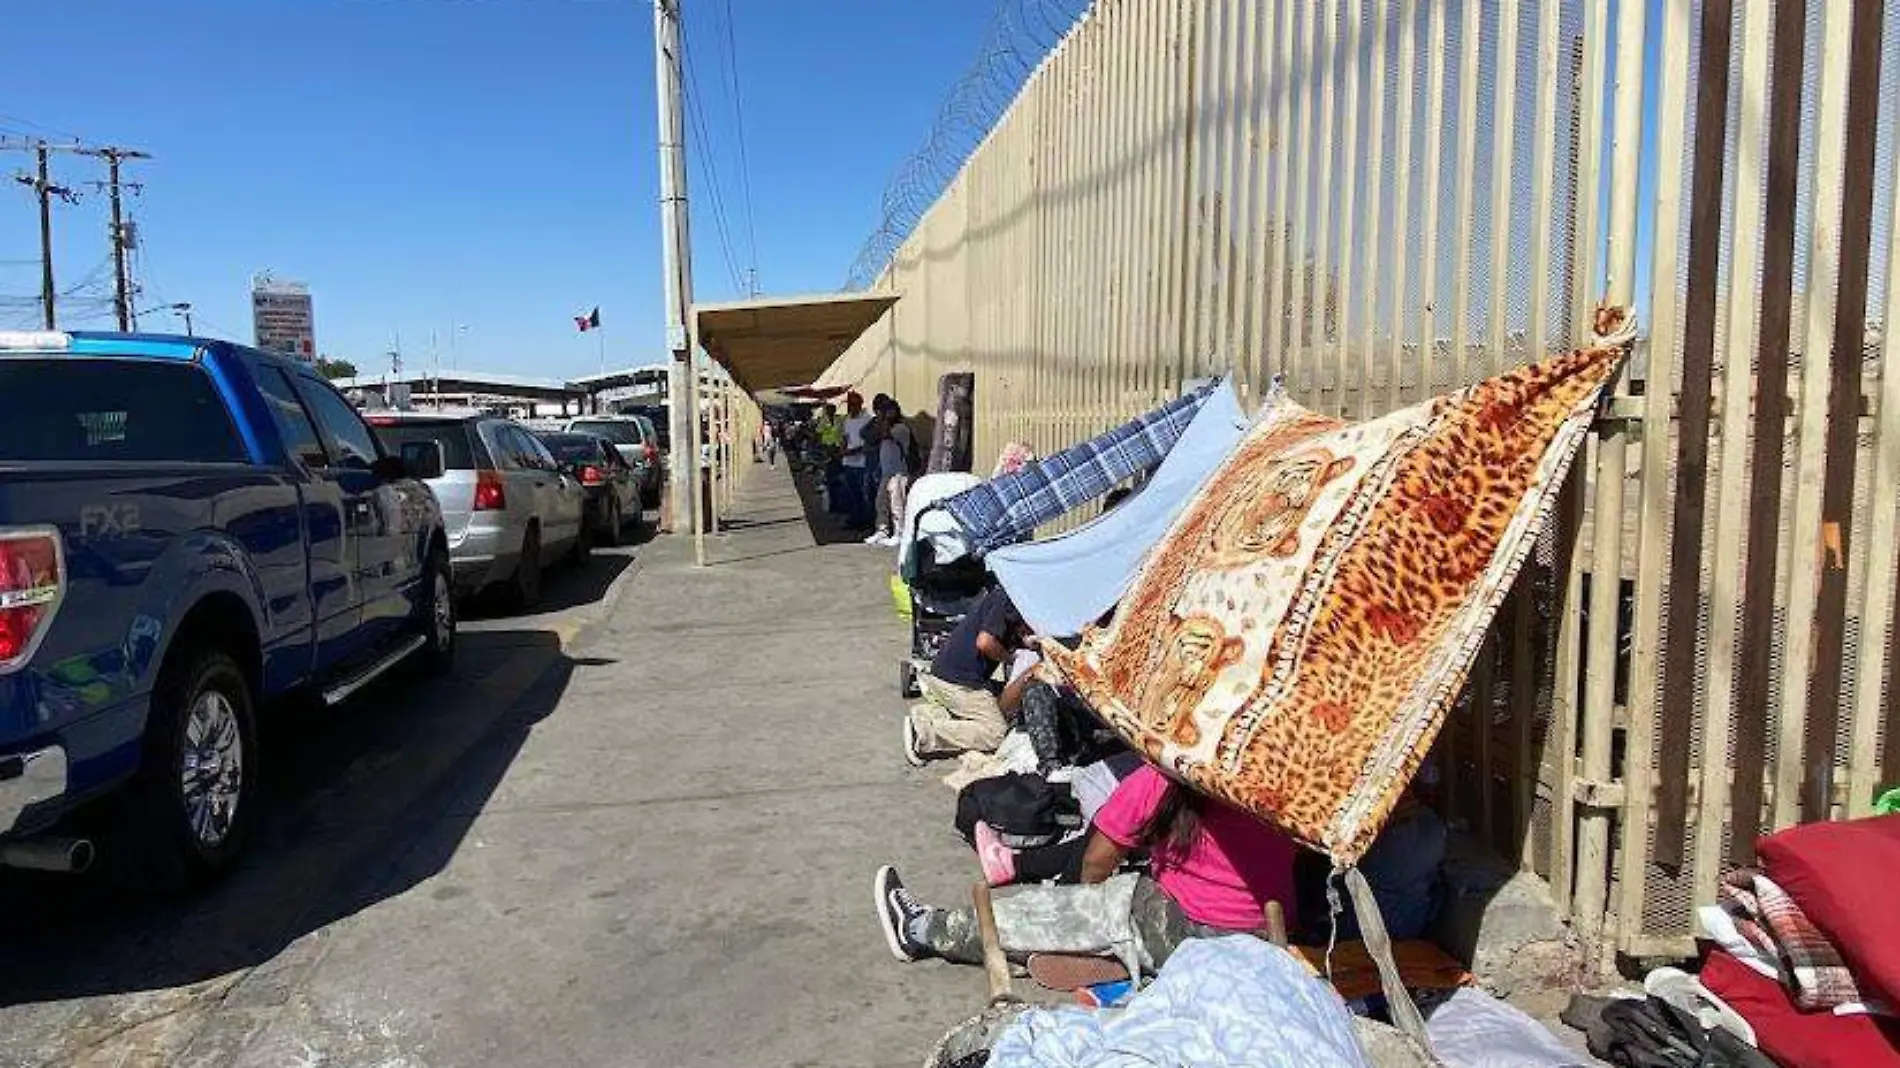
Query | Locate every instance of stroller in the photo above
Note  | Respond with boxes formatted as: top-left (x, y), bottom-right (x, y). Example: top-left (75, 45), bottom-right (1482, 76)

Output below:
top-left (894, 472), bottom-right (990, 697)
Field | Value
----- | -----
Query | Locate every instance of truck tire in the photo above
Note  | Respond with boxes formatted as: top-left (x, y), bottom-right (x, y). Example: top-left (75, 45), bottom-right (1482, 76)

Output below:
top-left (116, 645), bottom-right (259, 892)
top-left (507, 525), bottom-right (542, 610)
top-left (417, 547), bottom-right (456, 675)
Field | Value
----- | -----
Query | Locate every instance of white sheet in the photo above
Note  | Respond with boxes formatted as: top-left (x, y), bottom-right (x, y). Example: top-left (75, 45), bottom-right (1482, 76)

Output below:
top-left (988, 377), bottom-right (1252, 637)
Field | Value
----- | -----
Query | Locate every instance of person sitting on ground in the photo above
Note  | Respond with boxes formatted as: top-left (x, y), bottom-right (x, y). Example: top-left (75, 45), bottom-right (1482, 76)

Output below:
top-left (875, 761), bottom-right (1298, 974)
top-left (904, 588), bottom-right (1029, 764)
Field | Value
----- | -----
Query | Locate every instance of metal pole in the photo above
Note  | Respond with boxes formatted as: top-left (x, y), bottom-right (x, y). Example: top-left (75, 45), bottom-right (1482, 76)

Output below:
top-left (36, 145), bottom-right (55, 330)
top-left (655, 0), bottom-right (699, 538)
top-left (688, 351), bottom-right (707, 565)
top-left (108, 154), bottom-right (130, 330)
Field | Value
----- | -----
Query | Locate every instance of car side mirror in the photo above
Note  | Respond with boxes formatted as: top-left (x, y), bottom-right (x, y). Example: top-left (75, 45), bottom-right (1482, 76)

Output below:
top-left (394, 441), bottom-right (445, 481)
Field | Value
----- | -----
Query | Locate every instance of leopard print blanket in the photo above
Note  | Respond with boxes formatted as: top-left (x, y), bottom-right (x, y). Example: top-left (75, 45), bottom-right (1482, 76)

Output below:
top-left (1043, 317), bottom-right (1630, 864)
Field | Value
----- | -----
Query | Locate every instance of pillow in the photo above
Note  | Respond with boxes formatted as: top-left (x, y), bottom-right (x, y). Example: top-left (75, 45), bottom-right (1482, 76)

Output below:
top-left (1756, 815), bottom-right (1900, 1009)
top-left (1701, 950), bottom-right (1900, 1068)
top-left (1043, 330), bottom-right (1627, 864)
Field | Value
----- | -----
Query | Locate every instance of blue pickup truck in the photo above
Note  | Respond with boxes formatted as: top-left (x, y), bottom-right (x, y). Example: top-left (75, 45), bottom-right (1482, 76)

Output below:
top-left (0, 331), bottom-right (455, 888)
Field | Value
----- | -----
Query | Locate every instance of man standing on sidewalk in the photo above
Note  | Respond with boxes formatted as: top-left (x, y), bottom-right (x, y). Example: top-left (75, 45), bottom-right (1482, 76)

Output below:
top-left (840, 391), bottom-right (876, 530)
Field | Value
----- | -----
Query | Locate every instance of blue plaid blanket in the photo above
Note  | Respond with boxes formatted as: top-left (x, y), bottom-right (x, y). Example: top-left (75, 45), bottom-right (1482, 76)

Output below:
top-left (943, 380), bottom-right (1220, 556)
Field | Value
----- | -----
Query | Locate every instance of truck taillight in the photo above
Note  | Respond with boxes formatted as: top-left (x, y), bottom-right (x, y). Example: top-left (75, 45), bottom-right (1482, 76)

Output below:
top-left (0, 527), bottom-right (64, 672)
top-left (473, 470), bottom-right (506, 511)
top-left (579, 465), bottom-right (604, 486)
top-left (643, 443), bottom-right (658, 465)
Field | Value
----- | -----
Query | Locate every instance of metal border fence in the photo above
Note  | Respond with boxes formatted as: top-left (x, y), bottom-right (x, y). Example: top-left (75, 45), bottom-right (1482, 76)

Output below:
top-left (816, 0), bottom-right (1900, 970)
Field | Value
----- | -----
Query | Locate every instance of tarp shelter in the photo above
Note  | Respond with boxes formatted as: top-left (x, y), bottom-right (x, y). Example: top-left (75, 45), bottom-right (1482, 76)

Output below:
top-left (693, 291), bottom-right (899, 394)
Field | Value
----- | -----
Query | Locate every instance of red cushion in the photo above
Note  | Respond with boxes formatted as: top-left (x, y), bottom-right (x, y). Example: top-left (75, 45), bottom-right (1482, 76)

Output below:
top-left (1756, 815), bottom-right (1900, 1007)
top-left (1701, 950), bottom-right (1900, 1068)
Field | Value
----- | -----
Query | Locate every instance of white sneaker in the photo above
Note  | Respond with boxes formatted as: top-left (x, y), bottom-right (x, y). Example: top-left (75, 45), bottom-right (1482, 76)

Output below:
top-left (864, 530), bottom-right (890, 545)
top-left (902, 717), bottom-right (926, 767)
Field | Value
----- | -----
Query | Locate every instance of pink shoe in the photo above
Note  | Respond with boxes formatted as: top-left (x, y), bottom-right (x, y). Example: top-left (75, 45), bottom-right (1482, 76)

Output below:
top-left (973, 822), bottom-right (1017, 887)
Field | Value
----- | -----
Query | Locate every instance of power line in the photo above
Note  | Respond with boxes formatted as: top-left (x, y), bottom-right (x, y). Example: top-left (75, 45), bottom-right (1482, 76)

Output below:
top-left (716, 0), bottom-right (759, 294)
top-left (679, 29), bottom-right (748, 296)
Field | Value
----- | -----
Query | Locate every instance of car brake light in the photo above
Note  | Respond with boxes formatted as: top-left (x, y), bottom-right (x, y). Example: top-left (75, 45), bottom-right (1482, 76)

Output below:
top-left (643, 442), bottom-right (658, 465)
top-left (0, 527), bottom-right (65, 672)
top-left (579, 465), bottom-right (604, 486)
top-left (366, 416), bottom-right (396, 427)
top-left (473, 470), bottom-right (506, 511)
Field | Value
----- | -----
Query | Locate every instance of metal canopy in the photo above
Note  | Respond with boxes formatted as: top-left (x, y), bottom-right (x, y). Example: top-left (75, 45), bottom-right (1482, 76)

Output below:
top-left (693, 291), bottom-right (898, 394)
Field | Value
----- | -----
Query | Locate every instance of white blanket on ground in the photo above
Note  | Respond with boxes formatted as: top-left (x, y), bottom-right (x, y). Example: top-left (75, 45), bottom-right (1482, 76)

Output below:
top-left (989, 937), bottom-right (1370, 1068)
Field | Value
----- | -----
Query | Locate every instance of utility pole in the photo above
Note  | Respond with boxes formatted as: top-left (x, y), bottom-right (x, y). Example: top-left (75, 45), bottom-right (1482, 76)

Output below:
top-left (7, 139), bottom-right (79, 329)
top-left (78, 146), bottom-right (149, 331)
top-left (654, 0), bottom-right (702, 550)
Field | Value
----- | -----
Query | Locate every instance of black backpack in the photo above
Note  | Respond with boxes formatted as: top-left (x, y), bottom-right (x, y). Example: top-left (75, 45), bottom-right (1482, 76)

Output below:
top-left (954, 773), bottom-right (1081, 846)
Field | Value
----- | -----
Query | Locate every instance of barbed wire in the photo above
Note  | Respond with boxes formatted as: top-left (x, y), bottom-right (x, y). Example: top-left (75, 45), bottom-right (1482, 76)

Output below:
top-left (842, 0), bottom-right (1090, 291)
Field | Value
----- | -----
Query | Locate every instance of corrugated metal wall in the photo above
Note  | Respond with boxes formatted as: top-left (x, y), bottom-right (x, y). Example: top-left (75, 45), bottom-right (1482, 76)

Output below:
top-left (813, 0), bottom-right (1900, 968)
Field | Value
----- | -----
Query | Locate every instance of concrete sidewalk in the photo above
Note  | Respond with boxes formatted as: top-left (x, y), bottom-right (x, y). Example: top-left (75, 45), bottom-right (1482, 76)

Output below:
top-left (233, 461), bottom-right (987, 1066)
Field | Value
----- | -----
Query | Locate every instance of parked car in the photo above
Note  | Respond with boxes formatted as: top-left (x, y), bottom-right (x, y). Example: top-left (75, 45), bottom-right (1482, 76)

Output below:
top-left (365, 411), bottom-right (587, 608)
top-left (0, 330), bottom-right (455, 887)
top-left (535, 431), bottom-right (640, 546)
top-left (562, 415), bottom-right (662, 507)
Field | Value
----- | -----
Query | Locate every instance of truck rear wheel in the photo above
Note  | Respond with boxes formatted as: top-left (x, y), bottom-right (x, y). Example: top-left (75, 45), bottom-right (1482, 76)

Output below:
top-left (115, 645), bottom-right (258, 891)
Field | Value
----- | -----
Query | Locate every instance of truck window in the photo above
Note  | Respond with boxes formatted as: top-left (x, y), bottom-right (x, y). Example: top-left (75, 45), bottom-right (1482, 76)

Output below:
top-left (0, 358), bottom-right (246, 462)
top-left (294, 378), bottom-right (382, 469)
top-left (254, 366), bottom-right (329, 469)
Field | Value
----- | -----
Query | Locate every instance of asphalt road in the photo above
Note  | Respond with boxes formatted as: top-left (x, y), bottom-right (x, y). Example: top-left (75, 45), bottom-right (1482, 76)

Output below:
top-left (0, 477), bottom-right (985, 1068)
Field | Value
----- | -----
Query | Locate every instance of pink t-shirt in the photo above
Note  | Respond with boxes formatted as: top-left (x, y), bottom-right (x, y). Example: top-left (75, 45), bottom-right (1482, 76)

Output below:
top-left (1092, 765), bottom-right (1298, 930)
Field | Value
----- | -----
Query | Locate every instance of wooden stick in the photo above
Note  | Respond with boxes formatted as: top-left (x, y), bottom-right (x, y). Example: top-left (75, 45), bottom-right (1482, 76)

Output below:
top-left (972, 881), bottom-right (1015, 1004)
top-left (1263, 900), bottom-right (1287, 948)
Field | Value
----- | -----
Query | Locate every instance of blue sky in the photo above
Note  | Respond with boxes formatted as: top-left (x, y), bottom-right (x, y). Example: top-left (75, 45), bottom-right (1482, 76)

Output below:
top-left (0, 0), bottom-right (995, 378)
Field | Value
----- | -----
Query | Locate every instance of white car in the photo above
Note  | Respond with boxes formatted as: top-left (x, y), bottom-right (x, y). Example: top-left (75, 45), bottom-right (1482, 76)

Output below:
top-left (367, 412), bottom-right (589, 608)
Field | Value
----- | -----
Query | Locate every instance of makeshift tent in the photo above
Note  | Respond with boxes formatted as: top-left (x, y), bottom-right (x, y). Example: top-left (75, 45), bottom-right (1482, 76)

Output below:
top-left (987, 377), bottom-right (1252, 637)
top-left (1041, 319), bottom-right (1631, 866)
top-left (941, 380), bottom-right (1219, 556)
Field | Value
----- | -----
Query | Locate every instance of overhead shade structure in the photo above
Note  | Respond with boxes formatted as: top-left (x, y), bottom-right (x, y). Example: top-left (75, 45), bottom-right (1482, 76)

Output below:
top-left (693, 291), bottom-right (899, 394)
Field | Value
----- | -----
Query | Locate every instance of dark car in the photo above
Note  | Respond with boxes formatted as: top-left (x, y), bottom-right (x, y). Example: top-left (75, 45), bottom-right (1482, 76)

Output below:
top-left (536, 431), bottom-right (640, 546)
top-left (563, 415), bottom-right (662, 507)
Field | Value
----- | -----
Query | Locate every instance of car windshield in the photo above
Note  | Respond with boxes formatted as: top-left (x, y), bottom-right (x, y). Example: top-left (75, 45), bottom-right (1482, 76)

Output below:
top-left (539, 433), bottom-right (605, 464)
top-left (366, 420), bottom-right (476, 470)
top-left (568, 420), bottom-right (642, 446)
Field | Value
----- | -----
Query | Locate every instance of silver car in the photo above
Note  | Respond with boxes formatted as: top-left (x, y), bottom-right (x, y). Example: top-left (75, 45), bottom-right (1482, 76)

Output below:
top-left (367, 412), bottom-right (587, 608)
top-left (562, 414), bottom-right (662, 507)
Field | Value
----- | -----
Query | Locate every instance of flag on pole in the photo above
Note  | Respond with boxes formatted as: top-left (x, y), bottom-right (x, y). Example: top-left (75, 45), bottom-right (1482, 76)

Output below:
top-left (575, 307), bottom-right (601, 332)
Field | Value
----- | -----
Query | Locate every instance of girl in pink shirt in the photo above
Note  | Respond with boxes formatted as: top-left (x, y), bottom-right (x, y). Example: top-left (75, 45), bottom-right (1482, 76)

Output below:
top-left (874, 765), bottom-right (1299, 973)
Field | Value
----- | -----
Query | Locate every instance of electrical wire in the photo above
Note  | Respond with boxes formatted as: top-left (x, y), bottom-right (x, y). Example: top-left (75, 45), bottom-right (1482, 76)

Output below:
top-left (680, 28), bottom-right (750, 297)
top-left (716, 0), bottom-right (760, 294)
